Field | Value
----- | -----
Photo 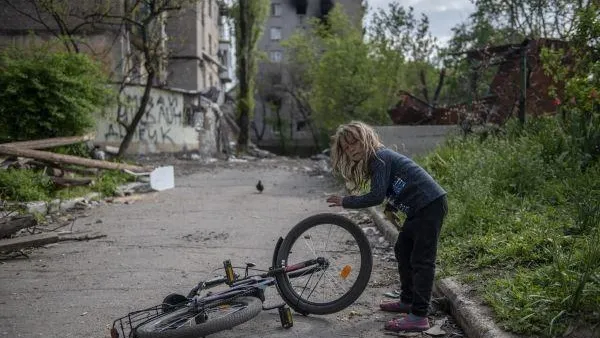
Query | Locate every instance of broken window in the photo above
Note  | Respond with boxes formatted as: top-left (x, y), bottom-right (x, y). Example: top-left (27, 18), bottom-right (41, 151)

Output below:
top-left (319, 0), bottom-right (334, 21)
top-left (270, 27), bottom-right (282, 41)
top-left (269, 51), bottom-right (283, 63)
top-left (296, 120), bottom-right (308, 131)
top-left (294, 0), bottom-right (308, 15)
top-left (271, 3), bottom-right (282, 16)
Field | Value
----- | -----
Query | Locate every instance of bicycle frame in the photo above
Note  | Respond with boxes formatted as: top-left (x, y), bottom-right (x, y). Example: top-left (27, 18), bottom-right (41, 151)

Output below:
top-left (110, 234), bottom-right (329, 338)
top-left (188, 256), bottom-right (329, 306)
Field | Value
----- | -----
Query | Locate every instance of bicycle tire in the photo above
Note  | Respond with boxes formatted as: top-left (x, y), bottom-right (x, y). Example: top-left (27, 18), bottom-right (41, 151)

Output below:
top-left (275, 213), bottom-right (373, 315)
top-left (134, 296), bottom-right (262, 338)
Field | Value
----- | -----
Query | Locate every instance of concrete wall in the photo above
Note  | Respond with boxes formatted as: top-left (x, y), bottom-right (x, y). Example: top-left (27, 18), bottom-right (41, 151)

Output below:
top-left (165, 0), bottom-right (224, 92)
top-left (95, 85), bottom-right (223, 155)
top-left (374, 125), bottom-right (459, 158)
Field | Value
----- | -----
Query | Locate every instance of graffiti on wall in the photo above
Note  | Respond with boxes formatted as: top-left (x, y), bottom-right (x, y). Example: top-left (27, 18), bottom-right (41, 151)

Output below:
top-left (104, 87), bottom-right (186, 146)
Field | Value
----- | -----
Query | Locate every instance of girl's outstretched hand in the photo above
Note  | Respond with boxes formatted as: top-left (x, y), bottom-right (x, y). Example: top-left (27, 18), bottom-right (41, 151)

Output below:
top-left (326, 195), bottom-right (343, 207)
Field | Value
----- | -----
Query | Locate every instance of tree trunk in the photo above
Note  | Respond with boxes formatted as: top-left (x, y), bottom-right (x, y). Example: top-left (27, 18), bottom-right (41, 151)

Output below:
top-left (419, 69), bottom-right (430, 103)
top-left (0, 134), bottom-right (96, 150)
top-left (117, 71), bottom-right (155, 158)
top-left (236, 0), bottom-right (250, 154)
top-left (0, 145), bottom-right (150, 172)
top-left (237, 112), bottom-right (249, 153)
top-left (274, 105), bottom-right (286, 152)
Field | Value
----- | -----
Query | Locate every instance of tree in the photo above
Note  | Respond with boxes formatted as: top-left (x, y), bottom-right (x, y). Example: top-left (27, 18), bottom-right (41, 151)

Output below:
top-left (436, 0), bottom-right (596, 124)
top-left (282, 5), bottom-right (404, 147)
top-left (470, 0), bottom-right (594, 41)
top-left (1, 0), bottom-right (200, 157)
top-left (0, 45), bottom-right (113, 142)
top-left (108, 0), bottom-right (188, 157)
top-left (230, 0), bottom-right (270, 153)
top-left (367, 2), bottom-right (447, 110)
top-left (368, 3), bottom-right (438, 63)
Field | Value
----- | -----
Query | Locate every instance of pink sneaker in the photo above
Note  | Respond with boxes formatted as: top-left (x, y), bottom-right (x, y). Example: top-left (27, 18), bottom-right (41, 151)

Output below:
top-left (384, 314), bottom-right (430, 332)
top-left (379, 301), bottom-right (411, 313)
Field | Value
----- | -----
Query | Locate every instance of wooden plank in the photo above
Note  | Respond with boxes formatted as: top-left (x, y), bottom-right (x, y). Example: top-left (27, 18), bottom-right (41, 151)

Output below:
top-left (50, 176), bottom-right (94, 188)
top-left (0, 145), bottom-right (151, 173)
top-left (0, 233), bottom-right (59, 252)
top-left (0, 134), bottom-right (96, 150)
top-left (58, 231), bottom-right (106, 241)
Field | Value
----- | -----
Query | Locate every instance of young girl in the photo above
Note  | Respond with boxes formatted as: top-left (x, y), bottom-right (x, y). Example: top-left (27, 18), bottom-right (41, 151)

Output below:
top-left (326, 121), bottom-right (448, 332)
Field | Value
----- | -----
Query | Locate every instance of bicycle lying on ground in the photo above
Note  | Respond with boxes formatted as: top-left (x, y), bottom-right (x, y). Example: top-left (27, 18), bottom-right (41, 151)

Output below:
top-left (110, 212), bottom-right (373, 338)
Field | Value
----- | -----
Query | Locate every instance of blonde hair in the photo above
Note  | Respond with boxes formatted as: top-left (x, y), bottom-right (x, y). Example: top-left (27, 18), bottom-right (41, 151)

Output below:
top-left (330, 121), bottom-right (384, 192)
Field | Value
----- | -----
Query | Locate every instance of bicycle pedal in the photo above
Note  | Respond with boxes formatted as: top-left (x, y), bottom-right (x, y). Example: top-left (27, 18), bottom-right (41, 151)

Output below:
top-left (278, 306), bottom-right (293, 329)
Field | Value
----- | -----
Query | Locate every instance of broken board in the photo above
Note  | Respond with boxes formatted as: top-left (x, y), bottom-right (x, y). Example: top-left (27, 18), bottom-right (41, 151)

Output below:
top-left (150, 166), bottom-right (175, 191)
top-left (124, 165), bottom-right (175, 191)
top-left (0, 233), bottom-right (59, 252)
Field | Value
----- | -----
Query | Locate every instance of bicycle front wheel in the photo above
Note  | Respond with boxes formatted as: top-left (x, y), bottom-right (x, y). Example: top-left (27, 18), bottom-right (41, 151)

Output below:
top-left (134, 297), bottom-right (262, 338)
top-left (275, 213), bottom-right (373, 315)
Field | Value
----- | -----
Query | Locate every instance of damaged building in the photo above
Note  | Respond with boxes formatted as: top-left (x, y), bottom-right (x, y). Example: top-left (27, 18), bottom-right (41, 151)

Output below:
top-left (251, 0), bottom-right (366, 154)
top-left (389, 38), bottom-right (572, 127)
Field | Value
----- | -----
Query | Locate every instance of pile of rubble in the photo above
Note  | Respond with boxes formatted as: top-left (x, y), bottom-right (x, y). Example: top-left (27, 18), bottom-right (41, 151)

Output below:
top-left (0, 134), bottom-right (151, 188)
top-left (0, 134), bottom-right (157, 257)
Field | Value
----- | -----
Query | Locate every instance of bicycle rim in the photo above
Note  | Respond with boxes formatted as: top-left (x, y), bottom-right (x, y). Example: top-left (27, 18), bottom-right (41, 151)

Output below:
top-left (275, 213), bottom-right (373, 315)
top-left (135, 296), bottom-right (262, 338)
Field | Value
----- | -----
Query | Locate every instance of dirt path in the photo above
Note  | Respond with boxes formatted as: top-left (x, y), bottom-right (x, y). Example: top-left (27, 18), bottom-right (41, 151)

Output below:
top-left (0, 157), bottom-right (463, 338)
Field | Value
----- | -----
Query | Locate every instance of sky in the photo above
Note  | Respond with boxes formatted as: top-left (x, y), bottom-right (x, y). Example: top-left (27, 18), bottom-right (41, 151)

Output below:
top-left (364, 0), bottom-right (476, 45)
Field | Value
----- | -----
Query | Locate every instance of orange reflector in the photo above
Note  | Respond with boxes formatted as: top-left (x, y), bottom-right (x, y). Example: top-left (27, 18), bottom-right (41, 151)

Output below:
top-left (340, 265), bottom-right (352, 279)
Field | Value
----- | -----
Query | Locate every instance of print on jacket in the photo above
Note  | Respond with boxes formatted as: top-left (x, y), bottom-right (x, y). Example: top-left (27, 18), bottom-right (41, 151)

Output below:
top-left (389, 176), bottom-right (410, 213)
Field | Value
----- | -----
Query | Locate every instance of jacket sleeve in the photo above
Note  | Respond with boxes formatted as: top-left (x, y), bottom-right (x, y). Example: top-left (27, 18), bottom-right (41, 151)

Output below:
top-left (342, 156), bottom-right (391, 209)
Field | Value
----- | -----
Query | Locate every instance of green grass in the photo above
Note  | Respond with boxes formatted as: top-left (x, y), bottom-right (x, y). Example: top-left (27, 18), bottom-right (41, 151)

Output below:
top-left (0, 167), bottom-right (135, 202)
top-left (414, 117), bottom-right (600, 337)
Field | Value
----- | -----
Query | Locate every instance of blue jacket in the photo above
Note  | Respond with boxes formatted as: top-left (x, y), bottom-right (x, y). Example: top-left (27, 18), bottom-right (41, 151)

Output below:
top-left (342, 148), bottom-right (446, 217)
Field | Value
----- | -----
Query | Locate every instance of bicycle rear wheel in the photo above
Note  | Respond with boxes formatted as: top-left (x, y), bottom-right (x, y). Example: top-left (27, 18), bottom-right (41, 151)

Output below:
top-left (275, 213), bottom-right (373, 315)
top-left (134, 296), bottom-right (262, 338)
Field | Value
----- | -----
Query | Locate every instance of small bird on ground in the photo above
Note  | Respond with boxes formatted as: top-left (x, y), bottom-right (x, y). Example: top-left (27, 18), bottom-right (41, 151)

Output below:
top-left (256, 180), bottom-right (264, 193)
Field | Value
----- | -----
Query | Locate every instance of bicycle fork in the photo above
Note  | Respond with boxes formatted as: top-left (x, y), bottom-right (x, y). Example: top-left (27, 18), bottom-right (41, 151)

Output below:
top-left (264, 237), bottom-right (293, 329)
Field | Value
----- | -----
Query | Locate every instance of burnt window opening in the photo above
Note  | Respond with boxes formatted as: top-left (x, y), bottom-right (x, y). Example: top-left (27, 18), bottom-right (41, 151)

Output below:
top-left (271, 3), bottom-right (282, 16)
top-left (266, 93), bottom-right (283, 107)
top-left (319, 0), bottom-right (334, 22)
top-left (296, 120), bottom-right (308, 131)
top-left (293, 0), bottom-right (308, 15)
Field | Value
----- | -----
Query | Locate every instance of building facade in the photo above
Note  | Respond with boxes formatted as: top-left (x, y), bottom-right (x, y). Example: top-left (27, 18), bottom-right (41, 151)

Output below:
top-left (166, 0), bottom-right (233, 94)
top-left (0, 0), bottom-right (233, 95)
top-left (252, 0), bottom-right (365, 152)
top-left (0, 0), bottom-right (234, 155)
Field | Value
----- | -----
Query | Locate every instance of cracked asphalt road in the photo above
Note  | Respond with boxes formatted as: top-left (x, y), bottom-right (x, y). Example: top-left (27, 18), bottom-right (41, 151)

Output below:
top-left (0, 158), bottom-right (462, 338)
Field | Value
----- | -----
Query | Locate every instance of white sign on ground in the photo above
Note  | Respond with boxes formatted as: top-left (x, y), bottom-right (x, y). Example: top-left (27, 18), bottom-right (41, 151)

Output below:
top-left (150, 166), bottom-right (175, 191)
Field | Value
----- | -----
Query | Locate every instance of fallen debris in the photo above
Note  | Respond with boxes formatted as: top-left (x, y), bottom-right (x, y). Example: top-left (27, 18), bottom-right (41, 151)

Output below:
top-left (57, 231), bottom-right (106, 242)
top-left (0, 145), bottom-right (150, 172)
top-left (50, 176), bottom-right (95, 188)
top-left (0, 233), bottom-right (59, 252)
top-left (384, 331), bottom-right (421, 337)
top-left (0, 231), bottom-right (106, 253)
top-left (0, 215), bottom-right (37, 238)
top-left (425, 322), bottom-right (447, 336)
top-left (0, 134), bottom-right (96, 150)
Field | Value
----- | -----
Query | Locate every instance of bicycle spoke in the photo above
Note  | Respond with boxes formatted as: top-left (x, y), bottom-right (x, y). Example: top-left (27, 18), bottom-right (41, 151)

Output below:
top-left (304, 266), bottom-right (328, 301)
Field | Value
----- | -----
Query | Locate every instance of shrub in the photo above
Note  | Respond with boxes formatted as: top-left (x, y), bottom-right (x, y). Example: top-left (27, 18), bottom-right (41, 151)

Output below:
top-left (0, 44), bottom-right (114, 142)
top-left (418, 113), bottom-right (600, 336)
top-left (0, 169), bottom-right (52, 201)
